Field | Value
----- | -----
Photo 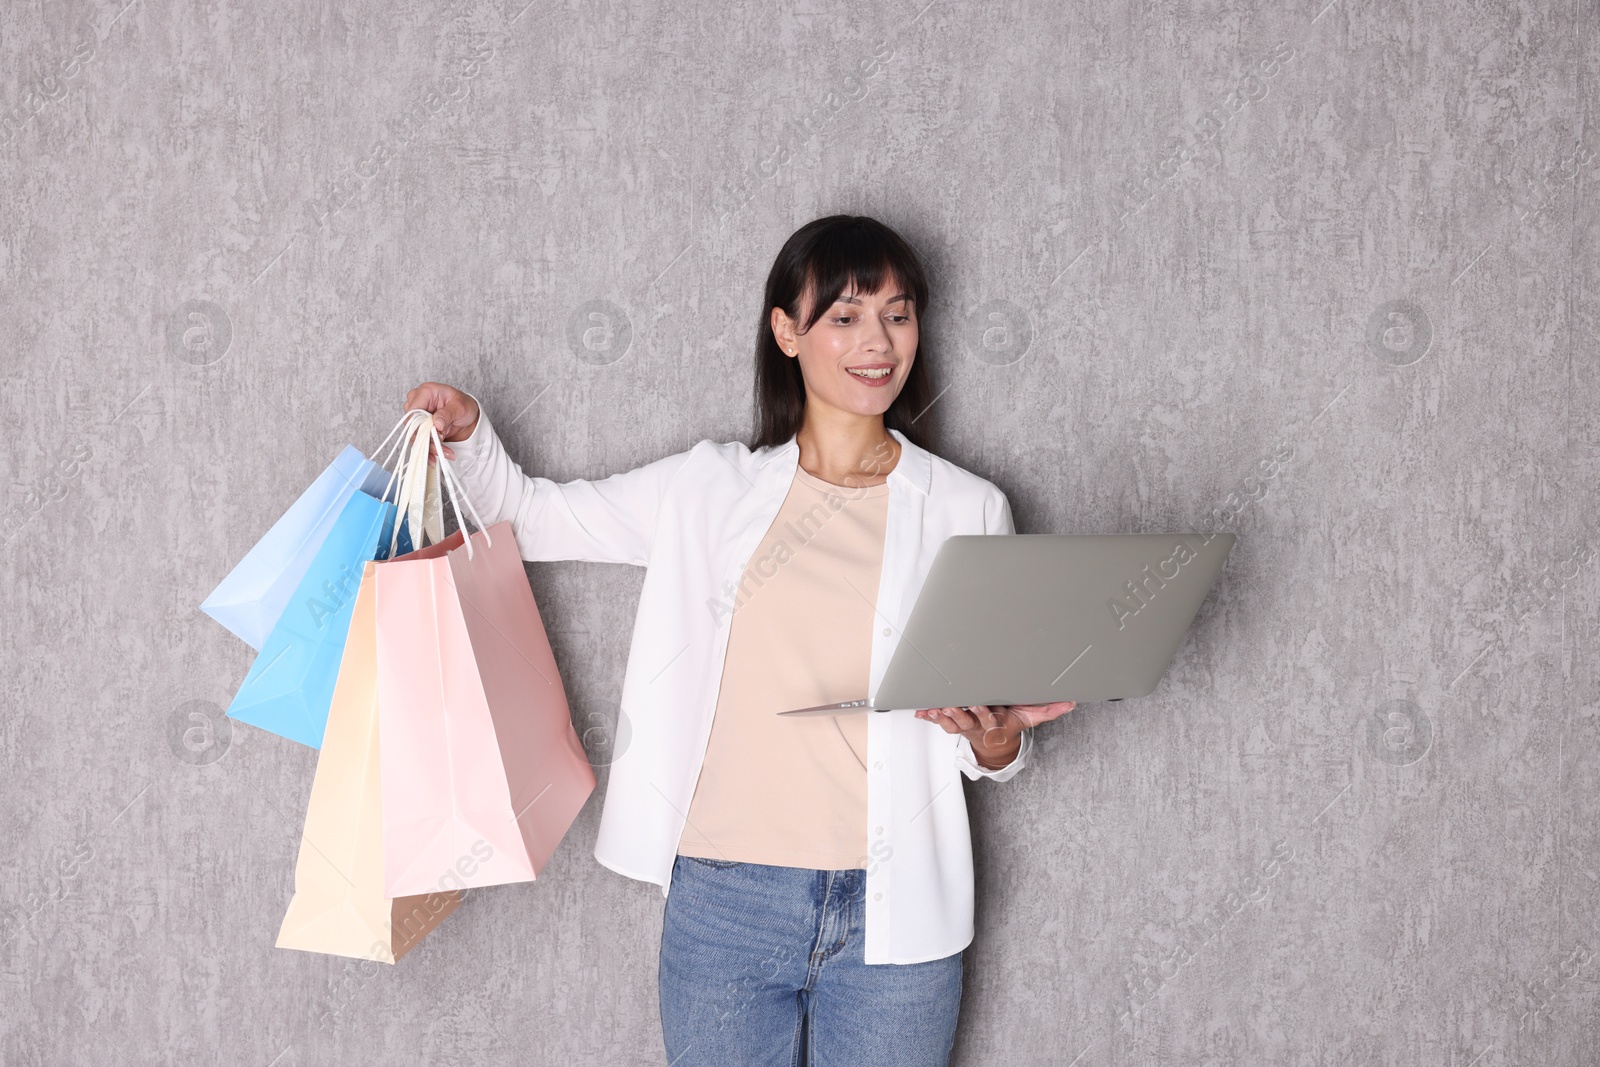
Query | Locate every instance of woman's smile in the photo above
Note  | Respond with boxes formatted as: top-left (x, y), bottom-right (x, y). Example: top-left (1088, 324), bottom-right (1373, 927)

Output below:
top-left (846, 362), bottom-right (896, 385)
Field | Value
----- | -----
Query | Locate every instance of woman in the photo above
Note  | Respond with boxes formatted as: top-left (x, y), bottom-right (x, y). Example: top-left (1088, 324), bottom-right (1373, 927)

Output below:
top-left (406, 214), bottom-right (1075, 1066)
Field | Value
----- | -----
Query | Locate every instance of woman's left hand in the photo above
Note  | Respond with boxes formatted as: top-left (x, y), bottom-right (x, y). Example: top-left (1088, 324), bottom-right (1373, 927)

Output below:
top-left (914, 702), bottom-right (1077, 770)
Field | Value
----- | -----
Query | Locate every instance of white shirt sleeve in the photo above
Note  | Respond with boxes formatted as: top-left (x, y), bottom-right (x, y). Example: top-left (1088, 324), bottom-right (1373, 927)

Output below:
top-left (954, 725), bottom-right (1033, 782)
top-left (446, 391), bottom-right (695, 566)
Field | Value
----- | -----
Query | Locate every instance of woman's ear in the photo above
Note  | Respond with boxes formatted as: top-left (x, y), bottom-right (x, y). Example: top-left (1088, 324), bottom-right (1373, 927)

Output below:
top-left (770, 306), bottom-right (798, 357)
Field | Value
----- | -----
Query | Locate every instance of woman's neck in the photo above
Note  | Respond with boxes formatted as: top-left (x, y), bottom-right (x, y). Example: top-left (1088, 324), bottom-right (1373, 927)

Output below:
top-left (794, 407), bottom-right (901, 487)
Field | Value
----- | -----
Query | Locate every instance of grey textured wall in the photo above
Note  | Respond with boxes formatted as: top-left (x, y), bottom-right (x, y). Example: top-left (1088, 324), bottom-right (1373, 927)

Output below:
top-left (2, 0), bottom-right (1596, 1063)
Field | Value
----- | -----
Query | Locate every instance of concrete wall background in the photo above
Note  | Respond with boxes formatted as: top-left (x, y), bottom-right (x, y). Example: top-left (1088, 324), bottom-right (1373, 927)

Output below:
top-left (2, 0), bottom-right (1596, 1063)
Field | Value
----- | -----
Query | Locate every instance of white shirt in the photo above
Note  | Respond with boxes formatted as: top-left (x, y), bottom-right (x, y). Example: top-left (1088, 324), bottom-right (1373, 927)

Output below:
top-left (449, 398), bottom-right (1032, 965)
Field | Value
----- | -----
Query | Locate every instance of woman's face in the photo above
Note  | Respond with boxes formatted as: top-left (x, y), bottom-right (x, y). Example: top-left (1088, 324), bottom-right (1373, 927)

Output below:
top-left (772, 280), bottom-right (919, 419)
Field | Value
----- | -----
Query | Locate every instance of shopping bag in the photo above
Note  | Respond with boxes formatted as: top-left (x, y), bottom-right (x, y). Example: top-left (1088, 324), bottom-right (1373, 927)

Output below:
top-left (373, 418), bottom-right (595, 897)
top-left (226, 488), bottom-right (396, 748)
top-left (225, 412), bottom-right (441, 749)
top-left (201, 446), bottom-right (391, 650)
top-left (275, 562), bottom-right (461, 963)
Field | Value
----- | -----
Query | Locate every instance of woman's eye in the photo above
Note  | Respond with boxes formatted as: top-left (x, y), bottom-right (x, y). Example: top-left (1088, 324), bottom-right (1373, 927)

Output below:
top-left (829, 312), bottom-right (911, 325)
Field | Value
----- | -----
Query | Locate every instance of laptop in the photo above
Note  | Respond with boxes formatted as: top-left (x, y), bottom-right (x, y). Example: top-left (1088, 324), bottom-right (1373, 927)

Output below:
top-left (778, 532), bottom-right (1236, 716)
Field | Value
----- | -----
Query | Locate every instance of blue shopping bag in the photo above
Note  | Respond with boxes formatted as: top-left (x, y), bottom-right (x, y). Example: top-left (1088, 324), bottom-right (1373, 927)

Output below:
top-left (201, 446), bottom-right (393, 650)
top-left (225, 488), bottom-right (402, 749)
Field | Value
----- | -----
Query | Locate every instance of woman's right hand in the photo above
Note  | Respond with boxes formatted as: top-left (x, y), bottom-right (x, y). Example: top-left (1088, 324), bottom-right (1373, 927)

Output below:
top-left (403, 382), bottom-right (480, 459)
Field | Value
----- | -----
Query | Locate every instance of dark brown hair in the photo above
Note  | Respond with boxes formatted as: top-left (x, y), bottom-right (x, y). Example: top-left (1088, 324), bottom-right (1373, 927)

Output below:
top-left (751, 215), bottom-right (934, 450)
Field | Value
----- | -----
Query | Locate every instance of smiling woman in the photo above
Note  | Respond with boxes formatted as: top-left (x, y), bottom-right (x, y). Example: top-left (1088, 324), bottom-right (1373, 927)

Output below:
top-left (403, 214), bottom-right (1074, 1067)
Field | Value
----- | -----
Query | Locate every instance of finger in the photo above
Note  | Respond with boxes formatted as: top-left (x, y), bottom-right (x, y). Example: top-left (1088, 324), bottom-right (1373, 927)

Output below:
top-left (404, 384), bottom-right (466, 432)
top-left (914, 708), bottom-right (962, 735)
top-left (1013, 701), bottom-right (1077, 727)
top-left (405, 382), bottom-right (444, 414)
top-left (435, 398), bottom-right (479, 441)
top-left (970, 705), bottom-right (1007, 726)
top-left (974, 706), bottom-right (1014, 747)
top-left (944, 706), bottom-right (982, 732)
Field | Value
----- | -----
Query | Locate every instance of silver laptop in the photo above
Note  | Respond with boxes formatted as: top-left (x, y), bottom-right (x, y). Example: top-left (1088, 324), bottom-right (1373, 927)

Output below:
top-left (778, 532), bottom-right (1236, 716)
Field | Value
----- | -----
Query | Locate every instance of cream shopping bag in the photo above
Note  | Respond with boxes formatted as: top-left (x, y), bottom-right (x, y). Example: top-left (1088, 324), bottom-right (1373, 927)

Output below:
top-left (275, 561), bottom-right (461, 963)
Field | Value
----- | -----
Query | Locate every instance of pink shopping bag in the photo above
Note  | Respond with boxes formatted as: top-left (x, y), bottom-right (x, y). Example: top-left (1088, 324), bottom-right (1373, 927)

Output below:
top-left (373, 519), bottom-right (596, 898)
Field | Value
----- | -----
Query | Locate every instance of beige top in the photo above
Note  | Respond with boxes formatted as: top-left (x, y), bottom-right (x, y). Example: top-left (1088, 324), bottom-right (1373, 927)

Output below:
top-left (676, 465), bottom-right (891, 870)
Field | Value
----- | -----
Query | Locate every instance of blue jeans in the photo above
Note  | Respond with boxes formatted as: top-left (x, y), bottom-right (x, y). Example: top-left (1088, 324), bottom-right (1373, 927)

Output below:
top-left (658, 855), bottom-right (964, 1067)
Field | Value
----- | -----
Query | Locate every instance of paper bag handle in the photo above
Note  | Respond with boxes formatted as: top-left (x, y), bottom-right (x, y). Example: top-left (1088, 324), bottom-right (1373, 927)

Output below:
top-left (370, 409), bottom-right (439, 557)
top-left (383, 408), bottom-right (493, 561)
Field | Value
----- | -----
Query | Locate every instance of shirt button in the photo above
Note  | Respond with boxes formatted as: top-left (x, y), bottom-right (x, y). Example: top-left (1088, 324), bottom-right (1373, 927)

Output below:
top-left (881, 627), bottom-right (891, 637)
top-left (872, 761), bottom-right (883, 770)
top-left (873, 892), bottom-right (883, 901)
